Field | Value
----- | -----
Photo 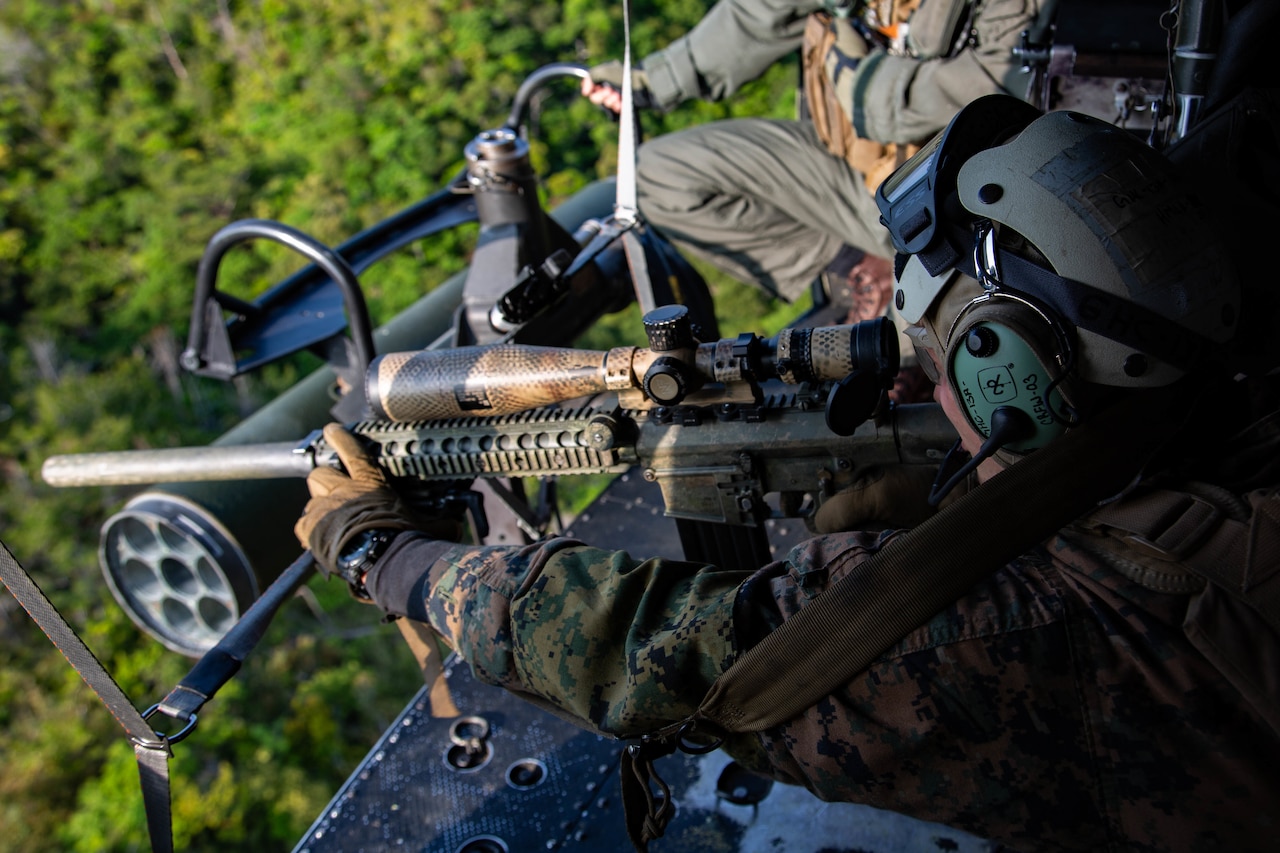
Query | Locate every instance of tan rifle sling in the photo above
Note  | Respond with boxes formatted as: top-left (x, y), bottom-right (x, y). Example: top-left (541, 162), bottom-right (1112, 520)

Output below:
top-left (690, 386), bottom-right (1188, 733)
top-left (620, 384), bottom-right (1190, 850)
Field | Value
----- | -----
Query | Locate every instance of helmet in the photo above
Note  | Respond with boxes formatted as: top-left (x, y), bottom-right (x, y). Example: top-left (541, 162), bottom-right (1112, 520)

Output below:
top-left (876, 96), bottom-right (1239, 466)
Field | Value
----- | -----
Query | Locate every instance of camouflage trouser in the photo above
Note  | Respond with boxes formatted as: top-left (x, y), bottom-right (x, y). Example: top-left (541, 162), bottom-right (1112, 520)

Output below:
top-left (369, 528), bottom-right (1280, 853)
top-left (636, 117), bottom-right (895, 302)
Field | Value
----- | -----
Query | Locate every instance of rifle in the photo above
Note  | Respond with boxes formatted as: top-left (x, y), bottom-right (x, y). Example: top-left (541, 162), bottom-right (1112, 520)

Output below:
top-left (43, 314), bottom-right (956, 534)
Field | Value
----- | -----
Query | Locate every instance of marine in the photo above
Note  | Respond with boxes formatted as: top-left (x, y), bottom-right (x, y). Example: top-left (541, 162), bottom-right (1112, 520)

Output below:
top-left (295, 103), bottom-right (1280, 851)
top-left (582, 0), bottom-right (1049, 303)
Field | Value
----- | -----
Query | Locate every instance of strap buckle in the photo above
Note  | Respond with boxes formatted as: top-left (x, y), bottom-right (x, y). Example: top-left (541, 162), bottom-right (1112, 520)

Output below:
top-left (1123, 493), bottom-right (1223, 562)
top-left (675, 718), bottom-right (724, 755)
top-left (973, 218), bottom-right (1001, 293)
top-left (139, 703), bottom-right (199, 747)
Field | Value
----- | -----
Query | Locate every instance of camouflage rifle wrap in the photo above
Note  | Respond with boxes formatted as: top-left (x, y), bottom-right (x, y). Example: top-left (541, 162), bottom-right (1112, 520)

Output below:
top-left (44, 317), bottom-right (910, 511)
top-left (369, 345), bottom-right (611, 422)
top-left (365, 321), bottom-right (896, 421)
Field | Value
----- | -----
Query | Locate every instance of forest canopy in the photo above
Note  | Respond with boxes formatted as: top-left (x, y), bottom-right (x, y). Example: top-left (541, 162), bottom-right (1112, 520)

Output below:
top-left (0, 1), bottom-right (798, 849)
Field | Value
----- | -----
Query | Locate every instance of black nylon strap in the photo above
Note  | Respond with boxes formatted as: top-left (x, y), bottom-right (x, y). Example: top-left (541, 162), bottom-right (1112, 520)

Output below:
top-left (134, 742), bottom-right (174, 847)
top-left (958, 250), bottom-right (1220, 372)
top-left (161, 551), bottom-right (316, 719)
top-left (0, 538), bottom-right (319, 853)
top-left (0, 538), bottom-right (174, 853)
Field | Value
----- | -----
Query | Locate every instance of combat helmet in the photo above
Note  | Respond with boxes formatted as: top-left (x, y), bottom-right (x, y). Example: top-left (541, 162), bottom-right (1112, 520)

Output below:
top-left (875, 95), bottom-right (1240, 490)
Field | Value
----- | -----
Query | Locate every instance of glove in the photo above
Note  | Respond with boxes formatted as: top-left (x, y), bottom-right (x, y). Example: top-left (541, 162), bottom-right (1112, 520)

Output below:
top-left (824, 17), bottom-right (869, 92)
top-left (294, 424), bottom-right (458, 579)
top-left (812, 465), bottom-right (960, 533)
top-left (583, 60), bottom-right (656, 113)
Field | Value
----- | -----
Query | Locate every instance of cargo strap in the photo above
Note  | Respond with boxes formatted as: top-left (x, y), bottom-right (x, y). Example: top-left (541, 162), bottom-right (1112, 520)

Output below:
top-left (621, 384), bottom-right (1188, 849)
top-left (0, 539), bottom-right (177, 853)
top-left (0, 539), bottom-right (316, 852)
top-left (613, 0), bottom-right (663, 317)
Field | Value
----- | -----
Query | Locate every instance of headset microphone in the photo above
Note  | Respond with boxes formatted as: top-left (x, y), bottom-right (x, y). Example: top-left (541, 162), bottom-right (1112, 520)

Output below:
top-left (928, 406), bottom-right (1035, 506)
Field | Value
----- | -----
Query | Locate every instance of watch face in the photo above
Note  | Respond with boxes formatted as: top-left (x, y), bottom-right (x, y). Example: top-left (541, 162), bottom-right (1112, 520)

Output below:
top-left (338, 529), bottom-right (400, 577)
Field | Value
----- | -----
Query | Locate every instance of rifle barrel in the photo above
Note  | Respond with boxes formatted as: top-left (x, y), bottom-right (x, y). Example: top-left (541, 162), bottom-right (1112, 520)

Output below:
top-left (41, 441), bottom-right (311, 487)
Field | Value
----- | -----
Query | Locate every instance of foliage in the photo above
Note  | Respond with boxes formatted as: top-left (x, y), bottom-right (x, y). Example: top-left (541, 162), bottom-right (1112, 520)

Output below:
top-left (0, 1), bottom-right (800, 849)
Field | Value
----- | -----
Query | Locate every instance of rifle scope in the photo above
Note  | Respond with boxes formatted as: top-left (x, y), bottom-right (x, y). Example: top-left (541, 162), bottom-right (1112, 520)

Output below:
top-left (366, 314), bottom-right (899, 422)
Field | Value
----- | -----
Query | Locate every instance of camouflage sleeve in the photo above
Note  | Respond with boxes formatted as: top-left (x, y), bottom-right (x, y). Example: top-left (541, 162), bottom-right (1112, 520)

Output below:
top-left (366, 532), bottom-right (748, 738)
top-left (643, 0), bottom-right (820, 111)
top-left (844, 0), bottom-right (1037, 143)
top-left (369, 519), bottom-right (1280, 851)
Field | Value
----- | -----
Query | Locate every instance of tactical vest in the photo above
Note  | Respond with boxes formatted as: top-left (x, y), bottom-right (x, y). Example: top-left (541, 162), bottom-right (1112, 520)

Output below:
top-left (801, 2), bottom-right (923, 192)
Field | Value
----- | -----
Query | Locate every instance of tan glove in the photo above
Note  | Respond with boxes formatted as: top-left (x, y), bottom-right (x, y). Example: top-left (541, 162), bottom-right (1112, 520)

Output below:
top-left (584, 60), bottom-right (656, 112)
top-left (294, 424), bottom-right (457, 577)
top-left (813, 465), bottom-right (954, 533)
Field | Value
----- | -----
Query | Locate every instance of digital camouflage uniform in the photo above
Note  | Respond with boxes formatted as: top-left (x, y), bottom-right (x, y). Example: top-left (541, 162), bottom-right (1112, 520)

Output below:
top-left (632, 0), bottom-right (1045, 299)
top-left (366, 506), bottom-right (1280, 853)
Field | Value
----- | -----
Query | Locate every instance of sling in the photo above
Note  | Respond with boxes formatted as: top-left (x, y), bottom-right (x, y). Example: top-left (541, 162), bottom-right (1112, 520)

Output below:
top-left (621, 383), bottom-right (1190, 849)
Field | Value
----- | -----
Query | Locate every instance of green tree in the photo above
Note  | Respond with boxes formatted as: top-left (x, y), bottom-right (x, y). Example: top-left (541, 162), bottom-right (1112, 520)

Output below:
top-left (0, 1), bottom-right (801, 849)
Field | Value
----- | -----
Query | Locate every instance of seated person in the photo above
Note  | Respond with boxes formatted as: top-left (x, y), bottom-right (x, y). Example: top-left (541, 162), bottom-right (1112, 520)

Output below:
top-left (583, 0), bottom-right (1049, 310)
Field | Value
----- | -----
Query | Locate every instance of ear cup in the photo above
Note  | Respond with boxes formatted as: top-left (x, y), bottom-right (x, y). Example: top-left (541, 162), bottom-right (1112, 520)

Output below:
top-left (945, 299), bottom-right (1075, 452)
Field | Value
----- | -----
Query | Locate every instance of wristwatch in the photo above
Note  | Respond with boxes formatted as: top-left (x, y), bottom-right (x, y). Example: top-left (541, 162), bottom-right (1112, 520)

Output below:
top-left (336, 528), bottom-right (400, 599)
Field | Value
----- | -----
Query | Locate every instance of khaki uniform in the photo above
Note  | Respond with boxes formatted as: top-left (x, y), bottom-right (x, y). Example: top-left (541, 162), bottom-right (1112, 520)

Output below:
top-left (367, 487), bottom-right (1280, 852)
top-left (633, 0), bottom-right (1043, 300)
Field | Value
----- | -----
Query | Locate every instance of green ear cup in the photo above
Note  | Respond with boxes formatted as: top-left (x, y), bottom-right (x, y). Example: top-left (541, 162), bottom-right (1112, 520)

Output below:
top-left (949, 320), bottom-right (1069, 452)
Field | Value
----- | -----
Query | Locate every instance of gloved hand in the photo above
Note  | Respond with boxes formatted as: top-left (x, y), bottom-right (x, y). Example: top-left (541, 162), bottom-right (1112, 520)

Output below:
top-left (813, 465), bottom-right (958, 533)
top-left (582, 60), bottom-right (656, 114)
top-left (824, 17), bottom-right (869, 93)
top-left (294, 424), bottom-right (458, 578)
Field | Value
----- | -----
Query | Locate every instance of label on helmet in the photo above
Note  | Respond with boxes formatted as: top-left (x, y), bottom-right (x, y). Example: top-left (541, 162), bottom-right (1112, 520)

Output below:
top-left (949, 321), bottom-right (1068, 452)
